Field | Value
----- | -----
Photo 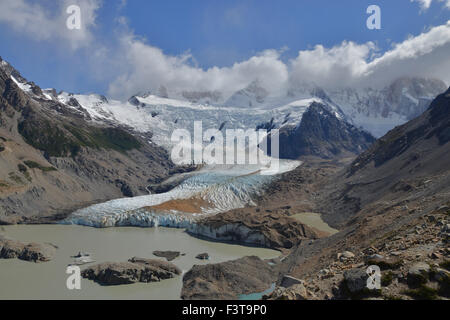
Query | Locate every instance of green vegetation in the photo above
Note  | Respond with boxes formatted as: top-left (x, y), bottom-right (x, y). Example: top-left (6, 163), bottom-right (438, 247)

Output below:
top-left (367, 258), bottom-right (402, 270)
top-left (24, 160), bottom-right (57, 172)
top-left (440, 260), bottom-right (450, 271)
top-left (0, 181), bottom-right (9, 188)
top-left (438, 275), bottom-right (450, 297)
top-left (18, 114), bottom-right (141, 158)
top-left (8, 172), bottom-right (24, 184)
top-left (19, 118), bottom-right (81, 157)
top-left (65, 126), bottom-right (142, 154)
top-left (17, 163), bottom-right (32, 182)
top-left (23, 171), bottom-right (32, 182)
top-left (23, 160), bottom-right (40, 169)
top-left (381, 272), bottom-right (394, 287)
top-left (402, 285), bottom-right (439, 300)
top-left (40, 166), bottom-right (57, 172)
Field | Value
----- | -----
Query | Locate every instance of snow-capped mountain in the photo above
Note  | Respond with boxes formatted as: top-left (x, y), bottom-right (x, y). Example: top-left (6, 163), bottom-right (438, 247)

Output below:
top-left (1, 55), bottom-right (445, 150)
top-left (275, 102), bottom-right (376, 159)
top-left (129, 77), bottom-right (447, 139)
top-left (0, 58), bottom-right (338, 151)
top-left (328, 77), bottom-right (448, 137)
top-left (57, 91), bottom-right (332, 150)
top-left (225, 80), bottom-right (270, 108)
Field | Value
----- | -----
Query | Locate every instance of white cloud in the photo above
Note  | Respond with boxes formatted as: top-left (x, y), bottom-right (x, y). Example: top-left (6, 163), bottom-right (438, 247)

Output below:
top-left (411, 0), bottom-right (450, 11)
top-left (289, 41), bottom-right (377, 89)
top-left (107, 21), bottom-right (450, 99)
top-left (1, 0), bottom-right (448, 100)
top-left (108, 34), bottom-right (289, 99)
top-left (411, 0), bottom-right (433, 10)
top-left (290, 21), bottom-right (450, 89)
top-left (0, 0), bottom-right (101, 49)
top-left (364, 22), bottom-right (450, 86)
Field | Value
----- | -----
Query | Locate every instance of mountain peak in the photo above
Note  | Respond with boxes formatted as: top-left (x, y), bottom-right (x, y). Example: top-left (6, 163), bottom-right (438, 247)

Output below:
top-left (265, 101), bottom-right (375, 160)
top-left (225, 79), bottom-right (269, 107)
top-left (349, 85), bottom-right (450, 176)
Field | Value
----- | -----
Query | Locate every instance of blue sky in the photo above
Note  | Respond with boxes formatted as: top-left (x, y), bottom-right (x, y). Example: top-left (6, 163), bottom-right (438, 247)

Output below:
top-left (119, 0), bottom-right (447, 64)
top-left (0, 0), bottom-right (449, 98)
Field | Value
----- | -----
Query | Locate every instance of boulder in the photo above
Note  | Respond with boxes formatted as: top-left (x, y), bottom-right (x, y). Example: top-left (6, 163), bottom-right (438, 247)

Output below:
top-left (338, 251), bottom-right (355, 261)
top-left (195, 253), bottom-right (209, 260)
top-left (343, 268), bottom-right (368, 293)
top-left (152, 250), bottom-right (181, 262)
top-left (366, 255), bottom-right (403, 270)
top-left (365, 254), bottom-right (384, 261)
top-left (433, 268), bottom-right (450, 283)
top-left (280, 275), bottom-right (303, 288)
top-left (407, 262), bottom-right (430, 287)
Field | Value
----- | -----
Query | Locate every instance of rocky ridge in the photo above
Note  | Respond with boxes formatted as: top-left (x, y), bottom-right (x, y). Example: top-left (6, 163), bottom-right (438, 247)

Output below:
top-left (0, 58), bottom-right (174, 223)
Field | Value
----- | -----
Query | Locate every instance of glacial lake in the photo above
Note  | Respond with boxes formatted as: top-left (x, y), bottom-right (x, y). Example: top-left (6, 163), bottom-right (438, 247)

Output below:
top-left (0, 224), bottom-right (279, 300)
top-left (292, 212), bottom-right (339, 236)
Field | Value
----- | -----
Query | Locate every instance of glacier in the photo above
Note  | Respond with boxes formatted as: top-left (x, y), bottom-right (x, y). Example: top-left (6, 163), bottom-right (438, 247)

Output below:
top-left (62, 160), bottom-right (301, 228)
top-left (3, 56), bottom-right (446, 235)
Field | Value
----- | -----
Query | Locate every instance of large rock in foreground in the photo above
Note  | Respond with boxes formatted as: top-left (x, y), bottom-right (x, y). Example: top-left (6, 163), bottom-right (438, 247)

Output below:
top-left (0, 235), bottom-right (56, 262)
top-left (343, 268), bottom-right (369, 294)
top-left (81, 257), bottom-right (181, 286)
top-left (181, 256), bottom-right (276, 300)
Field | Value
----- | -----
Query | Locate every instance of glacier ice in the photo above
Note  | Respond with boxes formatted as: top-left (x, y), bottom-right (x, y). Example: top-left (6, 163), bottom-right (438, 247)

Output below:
top-left (63, 160), bottom-right (301, 229)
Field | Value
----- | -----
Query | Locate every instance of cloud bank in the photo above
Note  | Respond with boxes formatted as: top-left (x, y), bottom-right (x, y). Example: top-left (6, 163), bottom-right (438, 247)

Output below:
top-left (108, 35), bottom-right (289, 99)
top-left (0, 0), bottom-right (101, 49)
top-left (0, 0), bottom-right (449, 100)
top-left (411, 0), bottom-right (450, 10)
top-left (108, 21), bottom-right (450, 99)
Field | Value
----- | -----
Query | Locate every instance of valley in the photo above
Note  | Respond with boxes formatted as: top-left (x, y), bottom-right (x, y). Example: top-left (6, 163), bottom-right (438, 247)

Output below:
top-left (0, 55), bottom-right (449, 301)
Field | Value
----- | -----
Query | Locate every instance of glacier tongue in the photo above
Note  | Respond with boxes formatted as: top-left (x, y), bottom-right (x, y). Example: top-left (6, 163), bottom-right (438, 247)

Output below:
top-left (63, 160), bottom-right (301, 228)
